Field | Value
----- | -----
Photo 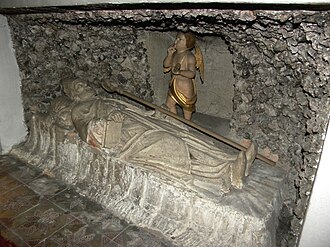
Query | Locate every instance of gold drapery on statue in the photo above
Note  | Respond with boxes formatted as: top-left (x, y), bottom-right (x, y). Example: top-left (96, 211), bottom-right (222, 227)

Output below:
top-left (168, 76), bottom-right (197, 112)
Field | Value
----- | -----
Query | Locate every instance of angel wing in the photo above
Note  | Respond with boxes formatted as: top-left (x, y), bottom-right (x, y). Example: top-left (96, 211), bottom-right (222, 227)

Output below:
top-left (194, 44), bottom-right (205, 84)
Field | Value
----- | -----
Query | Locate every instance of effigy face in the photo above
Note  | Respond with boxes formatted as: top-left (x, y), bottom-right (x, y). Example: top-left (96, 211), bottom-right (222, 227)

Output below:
top-left (10, 79), bottom-right (286, 247)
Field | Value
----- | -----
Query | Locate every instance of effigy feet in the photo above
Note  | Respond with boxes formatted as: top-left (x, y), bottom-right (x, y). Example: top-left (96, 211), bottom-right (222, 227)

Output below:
top-left (231, 151), bottom-right (247, 189)
top-left (245, 141), bottom-right (258, 176)
top-left (231, 141), bottom-right (258, 189)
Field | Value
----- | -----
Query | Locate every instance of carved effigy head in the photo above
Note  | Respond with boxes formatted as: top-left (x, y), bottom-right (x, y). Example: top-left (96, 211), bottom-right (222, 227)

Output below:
top-left (62, 78), bottom-right (96, 102)
top-left (49, 96), bottom-right (75, 130)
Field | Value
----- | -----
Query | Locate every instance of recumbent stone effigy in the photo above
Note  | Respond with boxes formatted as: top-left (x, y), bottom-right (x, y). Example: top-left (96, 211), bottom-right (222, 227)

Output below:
top-left (10, 78), bottom-right (286, 247)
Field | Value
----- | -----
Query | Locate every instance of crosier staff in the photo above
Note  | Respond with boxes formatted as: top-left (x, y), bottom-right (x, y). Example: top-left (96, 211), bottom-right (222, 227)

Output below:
top-left (101, 80), bottom-right (276, 167)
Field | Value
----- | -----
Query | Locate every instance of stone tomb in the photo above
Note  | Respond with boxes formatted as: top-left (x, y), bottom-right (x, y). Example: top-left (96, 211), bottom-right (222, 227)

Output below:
top-left (10, 80), bottom-right (286, 247)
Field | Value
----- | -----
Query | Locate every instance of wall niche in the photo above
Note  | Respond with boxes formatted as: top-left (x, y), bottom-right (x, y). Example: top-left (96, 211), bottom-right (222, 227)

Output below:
top-left (5, 8), bottom-right (330, 247)
top-left (144, 31), bottom-right (234, 119)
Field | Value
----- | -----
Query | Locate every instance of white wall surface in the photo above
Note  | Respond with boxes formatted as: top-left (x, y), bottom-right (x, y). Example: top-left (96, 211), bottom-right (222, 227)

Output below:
top-left (0, 0), bottom-right (329, 8)
top-left (0, 14), bottom-right (26, 154)
top-left (299, 117), bottom-right (330, 247)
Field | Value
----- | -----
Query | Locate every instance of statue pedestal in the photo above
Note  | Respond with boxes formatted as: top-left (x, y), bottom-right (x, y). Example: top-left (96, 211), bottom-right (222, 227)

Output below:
top-left (11, 115), bottom-right (286, 247)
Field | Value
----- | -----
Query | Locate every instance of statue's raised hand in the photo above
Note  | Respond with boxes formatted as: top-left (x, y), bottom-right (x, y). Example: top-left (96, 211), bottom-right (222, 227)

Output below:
top-left (167, 44), bottom-right (176, 55)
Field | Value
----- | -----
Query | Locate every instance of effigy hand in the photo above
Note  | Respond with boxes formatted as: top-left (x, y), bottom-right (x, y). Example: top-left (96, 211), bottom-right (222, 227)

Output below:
top-left (108, 112), bottom-right (124, 123)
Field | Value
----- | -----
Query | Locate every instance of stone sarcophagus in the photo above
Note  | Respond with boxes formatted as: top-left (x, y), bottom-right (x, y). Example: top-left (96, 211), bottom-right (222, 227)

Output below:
top-left (10, 79), bottom-right (286, 247)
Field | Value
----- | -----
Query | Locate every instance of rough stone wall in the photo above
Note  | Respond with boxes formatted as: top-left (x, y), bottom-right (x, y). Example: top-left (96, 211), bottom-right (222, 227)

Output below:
top-left (6, 9), bottom-right (330, 246)
top-left (224, 11), bottom-right (330, 246)
top-left (8, 15), bottom-right (152, 123)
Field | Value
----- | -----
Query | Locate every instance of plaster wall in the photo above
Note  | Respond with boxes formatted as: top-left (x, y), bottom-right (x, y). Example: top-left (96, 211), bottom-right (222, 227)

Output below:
top-left (140, 31), bottom-right (171, 107)
top-left (0, 14), bottom-right (26, 154)
top-left (299, 117), bottom-right (330, 247)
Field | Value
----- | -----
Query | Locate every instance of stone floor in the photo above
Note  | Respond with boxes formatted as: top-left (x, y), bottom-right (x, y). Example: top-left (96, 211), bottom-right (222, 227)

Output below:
top-left (0, 154), bottom-right (177, 247)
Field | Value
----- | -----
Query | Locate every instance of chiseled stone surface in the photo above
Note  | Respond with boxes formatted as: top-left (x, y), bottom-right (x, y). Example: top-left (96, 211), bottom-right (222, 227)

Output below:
top-left (10, 110), bottom-right (286, 247)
